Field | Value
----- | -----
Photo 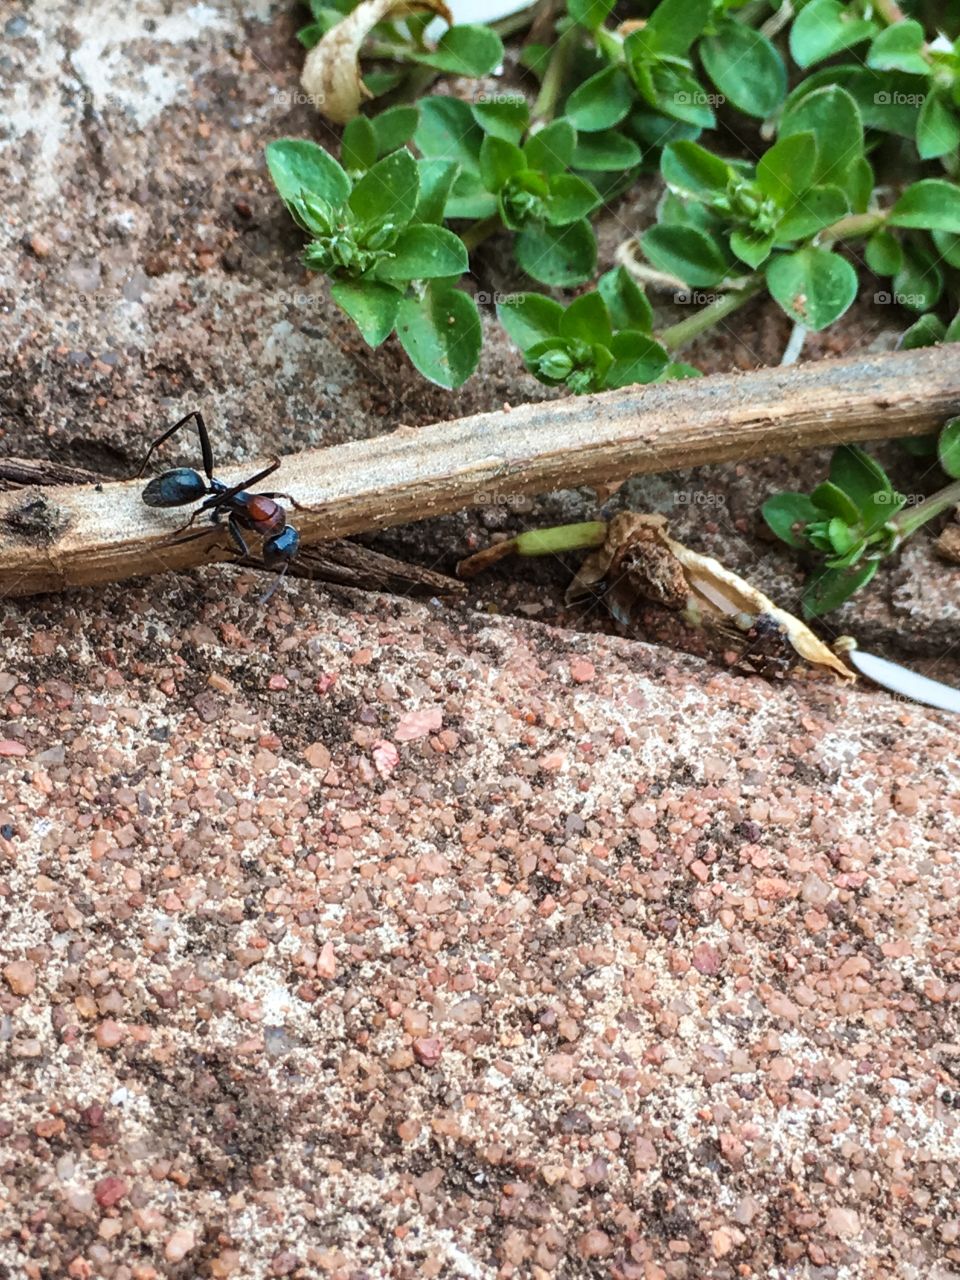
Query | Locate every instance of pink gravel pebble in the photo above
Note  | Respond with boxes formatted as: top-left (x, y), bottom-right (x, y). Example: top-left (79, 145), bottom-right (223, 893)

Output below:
top-left (93, 1177), bottom-right (128, 1209)
top-left (3, 961), bottom-right (36, 995)
top-left (164, 1228), bottom-right (196, 1263)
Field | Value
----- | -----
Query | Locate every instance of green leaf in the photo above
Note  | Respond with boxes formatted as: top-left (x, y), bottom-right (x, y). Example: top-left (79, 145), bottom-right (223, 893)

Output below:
top-left (755, 132), bottom-right (817, 206)
top-left (900, 314), bottom-right (945, 350)
top-left (762, 493), bottom-right (821, 548)
top-left (947, 311), bottom-right (960, 343)
top-left (939, 417), bottom-right (960, 479)
top-left (515, 219), bottom-right (597, 286)
top-left (471, 94), bottom-right (529, 142)
top-left (349, 149), bottom-right (419, 230)
top-left (413, 24), bottom-right (503, 75)
top-left (371, 106), bottom-right (419, 157)
top-left (415, 97), bottom-right (483, 171)
top-left (700, 21), bottom-right (786, 118)
top-left (933, 229), bottom-right (960, 270)
top-left (396, 285), bottom-right (481, 388)
top-left (605, 331), bottom-right (669, 388)
top-left (829, 444), bottom-right (897, 531)
top-left (893, 242), bottom-right (943, 312)
top-left (377, 224), bottom-right (468, 281)
top-left (809, 480), bottom-right (861, 524)
top-left (572, 130), bottom-right (642, 171)
top-left (444, 170), bottom-right (498, 219)
top-left (766, 247), bottom-right (857, 331)
top-left (730, 227), bottom-right (774, 269)
top-left (776, 185), bottom-right (849, 241)
top-left (497, 293), bottom-right (564, 349)
top-left (545, 174), bottom-right (600, 226)
top-left (827, 518), bottom-right (860, 557)
top-left (330, 280), bottom-right (401, 348)
top-left (889, 180), bottom-right (960, 234)
top-left (568, 0), bottom-right (615, 30)
top-left (479, 136), bottom-right (525, 192)
top-left (597, 267), bottom-right (653, 333)
top-left (524, 120), bottom-right (576, 174)
top-left (865, 229), bottom-right (902, 276)
top-left (265, 139), bottom-right (350, 208)
top-left (560, 292), bottom-right (613, 346)
top-left (779, 87), bottom-right (863, 189)
top-left (627, 109), bottom-right (702, 150)
top-left (866, 20), bottom-right (928, 75)
top-left (639, 0), bottom-right (711, 57)
top-left (802, 562), bottom-right (877, 617)
top-left (341, 117), bottom-right (377, 172)
top-left (916, 94), bottom-right (960, 161)
top-left (661, 141), bottom-right (731, 200)
top-left (783, 64), bottom-right (920, 139)
top-left (659, 361), bottom-right (701, 380)
top-left (566, 67), bottom-right (634, 132)
top-left (641, 224), bottom-right (728, 286)
top-left (415, 159), bottom-right (459, 224)
top-left (789, 0), bottom-right (876, 68)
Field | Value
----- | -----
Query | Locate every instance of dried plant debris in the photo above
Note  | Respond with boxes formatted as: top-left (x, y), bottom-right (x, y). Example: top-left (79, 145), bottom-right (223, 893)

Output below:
top-left (301, 0), bottom-right (452, 124)
top-left (568, 514), bottom-right (855, 683)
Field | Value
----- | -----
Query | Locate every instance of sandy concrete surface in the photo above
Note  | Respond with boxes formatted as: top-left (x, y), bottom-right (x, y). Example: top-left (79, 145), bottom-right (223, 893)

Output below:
top-left (2, 2), bottom-right (960, 1278)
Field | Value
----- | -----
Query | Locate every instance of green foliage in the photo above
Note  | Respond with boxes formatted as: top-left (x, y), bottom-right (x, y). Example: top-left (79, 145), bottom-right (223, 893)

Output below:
top-left (267, 0), bottom-right (960, 392)
top-left (763, 420), bottom-right (960, 615)
top-left (497, 268), bottom-right (669, 394)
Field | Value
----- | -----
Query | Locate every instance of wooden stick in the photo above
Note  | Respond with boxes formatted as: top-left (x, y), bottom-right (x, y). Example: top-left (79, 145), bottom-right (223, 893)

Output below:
top-left (1, 346), bottom-right (959, 598)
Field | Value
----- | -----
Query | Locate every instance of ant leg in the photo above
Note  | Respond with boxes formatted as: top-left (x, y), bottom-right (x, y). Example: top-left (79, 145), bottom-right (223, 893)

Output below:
top-left (258, 560), bottom-right (290, 606)
top-left (253, 491), bottom-right (311, 512)
top-left (226, 515), bottom-right (250, 559)
top-left (136, 411), bottom-right (214, 482)
top-left (212, 458), bottom-right (282, 506)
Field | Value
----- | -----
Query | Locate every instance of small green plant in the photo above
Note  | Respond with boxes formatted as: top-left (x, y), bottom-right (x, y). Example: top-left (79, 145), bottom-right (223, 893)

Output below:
top-left (763, 423), bottom-right (960, 617)
top-left (267, 136), bottom-right (481, 385)
top-left (496, 267), bottom-right (698, 394)
top-left (268, 0), bottom-right (960, 390)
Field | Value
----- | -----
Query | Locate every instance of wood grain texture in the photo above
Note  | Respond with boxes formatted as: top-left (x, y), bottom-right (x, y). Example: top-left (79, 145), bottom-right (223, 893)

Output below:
top-left (1, 345), bottom-right (959, 598)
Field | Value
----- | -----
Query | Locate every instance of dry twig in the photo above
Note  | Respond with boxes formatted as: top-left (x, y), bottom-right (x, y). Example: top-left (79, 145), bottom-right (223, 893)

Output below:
top-left (1, 346), bottom-right (958, 598)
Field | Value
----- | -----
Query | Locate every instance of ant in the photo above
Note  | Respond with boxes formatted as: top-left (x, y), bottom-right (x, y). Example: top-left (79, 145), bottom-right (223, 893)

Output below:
top-left (137, 411), bottom-right (303, 599)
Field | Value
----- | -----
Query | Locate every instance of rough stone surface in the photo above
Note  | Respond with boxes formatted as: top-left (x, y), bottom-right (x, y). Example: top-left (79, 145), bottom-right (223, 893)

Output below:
top-left (0, 572), bottom-right (958, 1280)
top-left (2, 4), bottom-right (960, 1280)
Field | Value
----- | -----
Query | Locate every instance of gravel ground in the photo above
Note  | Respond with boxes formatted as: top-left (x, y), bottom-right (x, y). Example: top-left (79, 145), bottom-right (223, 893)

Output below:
top-left (2, 2), bottom-right (960, 1278)
top-left (1, 572), bottom-right (959, 1280)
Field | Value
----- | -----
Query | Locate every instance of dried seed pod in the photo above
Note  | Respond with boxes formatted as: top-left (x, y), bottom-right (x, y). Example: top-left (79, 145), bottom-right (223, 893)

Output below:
top-left (568, 514), bottom-right (855, 683)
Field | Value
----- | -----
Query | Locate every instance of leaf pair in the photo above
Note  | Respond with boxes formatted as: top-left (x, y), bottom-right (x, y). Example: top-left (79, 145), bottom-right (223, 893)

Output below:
top-left (497, 268), bottom-right (685, 393)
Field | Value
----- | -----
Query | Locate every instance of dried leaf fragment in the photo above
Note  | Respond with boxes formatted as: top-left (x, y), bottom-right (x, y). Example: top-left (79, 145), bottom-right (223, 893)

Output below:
top-left (301, 0), bottom-right (453, 124)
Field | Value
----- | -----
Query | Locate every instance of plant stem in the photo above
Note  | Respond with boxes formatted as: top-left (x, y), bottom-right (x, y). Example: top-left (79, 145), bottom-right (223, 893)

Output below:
top-left (659, 278), bottom-right (763, 352)
top-left (463, 214), bottom-right (501, 252)
top-left (491, 2), bottom-right (539, 38)
top-left (531, 22), bottom-right (577, 125)
top-left (816, 211), bottom-right (887, 245)
top-left (891, 478), bottom-right (960, 540)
